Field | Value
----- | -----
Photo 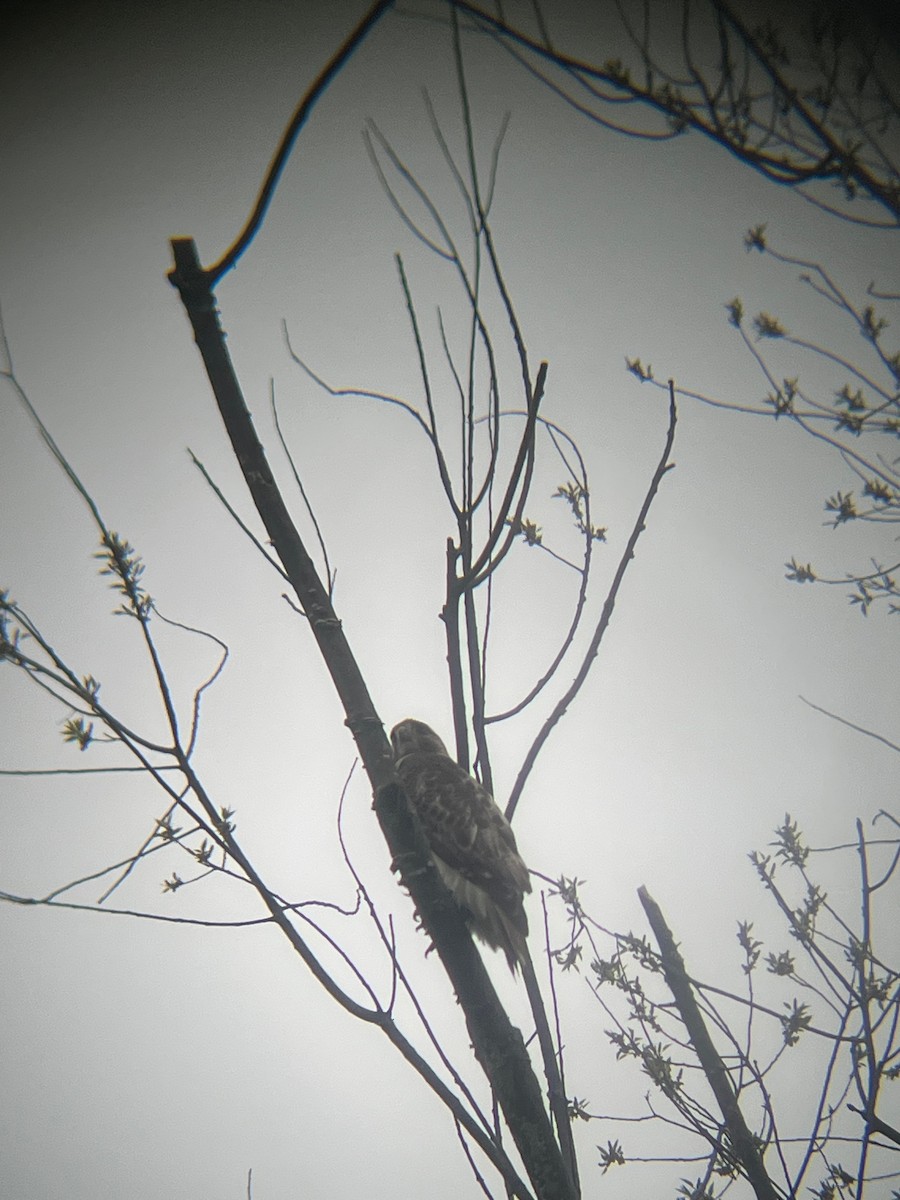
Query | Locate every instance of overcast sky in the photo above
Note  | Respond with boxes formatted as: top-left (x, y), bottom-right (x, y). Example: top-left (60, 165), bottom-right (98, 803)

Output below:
top-left (2, 3), bottom-right (898, 1198)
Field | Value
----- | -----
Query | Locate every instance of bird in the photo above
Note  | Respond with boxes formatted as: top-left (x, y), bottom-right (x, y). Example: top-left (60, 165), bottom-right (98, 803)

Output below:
top-left (390, 718), bottom-right (531, 972)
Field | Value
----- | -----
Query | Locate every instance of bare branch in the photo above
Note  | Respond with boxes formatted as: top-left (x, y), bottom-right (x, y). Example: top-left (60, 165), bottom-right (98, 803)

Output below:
top-left (506, 383), bottom-right (677, 820)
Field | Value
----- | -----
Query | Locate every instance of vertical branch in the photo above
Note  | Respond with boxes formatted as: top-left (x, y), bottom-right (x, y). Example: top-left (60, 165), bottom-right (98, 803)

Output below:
top-left (443, 540), bottom-right (471, 772)
top-left (397, 256), bottom-right (461, 514)
top-left (463, 578), bottom-right (492, 795)
top-left (521, 950), bottom-right (581, 1197)
top-left (467, 361), bottom-right (547, 585)
top-left (853, 819), bottom-right (878, 1189)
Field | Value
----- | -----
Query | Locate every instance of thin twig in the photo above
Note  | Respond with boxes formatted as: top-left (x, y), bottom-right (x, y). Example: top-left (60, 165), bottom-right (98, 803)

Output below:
top-left (506, 383), bottom-right (677, 820)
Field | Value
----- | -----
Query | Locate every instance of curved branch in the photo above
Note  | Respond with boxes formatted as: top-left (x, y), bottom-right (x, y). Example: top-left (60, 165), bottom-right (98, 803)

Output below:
top-left (206, 0), bottom-right (395, 284)
top-left (485, 415), bottom-right (596, 724)
top-left (506, 384), bottom-right (677, 820)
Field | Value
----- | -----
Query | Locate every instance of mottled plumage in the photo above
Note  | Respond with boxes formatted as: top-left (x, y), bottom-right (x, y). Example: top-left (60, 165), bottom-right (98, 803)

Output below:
top-left (390, 718), bottom-right (531, 972)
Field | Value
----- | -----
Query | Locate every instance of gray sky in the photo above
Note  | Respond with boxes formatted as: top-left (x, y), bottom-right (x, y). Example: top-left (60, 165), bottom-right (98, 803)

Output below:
top-left (2, 2), bottom-right (898, 1198)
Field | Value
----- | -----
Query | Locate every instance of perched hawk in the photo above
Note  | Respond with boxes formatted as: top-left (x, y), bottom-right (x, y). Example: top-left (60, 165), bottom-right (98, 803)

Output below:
top-left (390, 718), bottom-right (531, 972)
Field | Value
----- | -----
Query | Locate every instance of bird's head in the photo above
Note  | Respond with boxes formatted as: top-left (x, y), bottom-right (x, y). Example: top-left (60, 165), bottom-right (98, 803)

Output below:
top-left (390, 718), bottom-right (450, 761)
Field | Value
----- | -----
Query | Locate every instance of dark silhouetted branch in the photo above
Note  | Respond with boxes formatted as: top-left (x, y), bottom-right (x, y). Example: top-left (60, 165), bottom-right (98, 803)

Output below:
top-left (638, 886), bottom-right (782, 1200)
